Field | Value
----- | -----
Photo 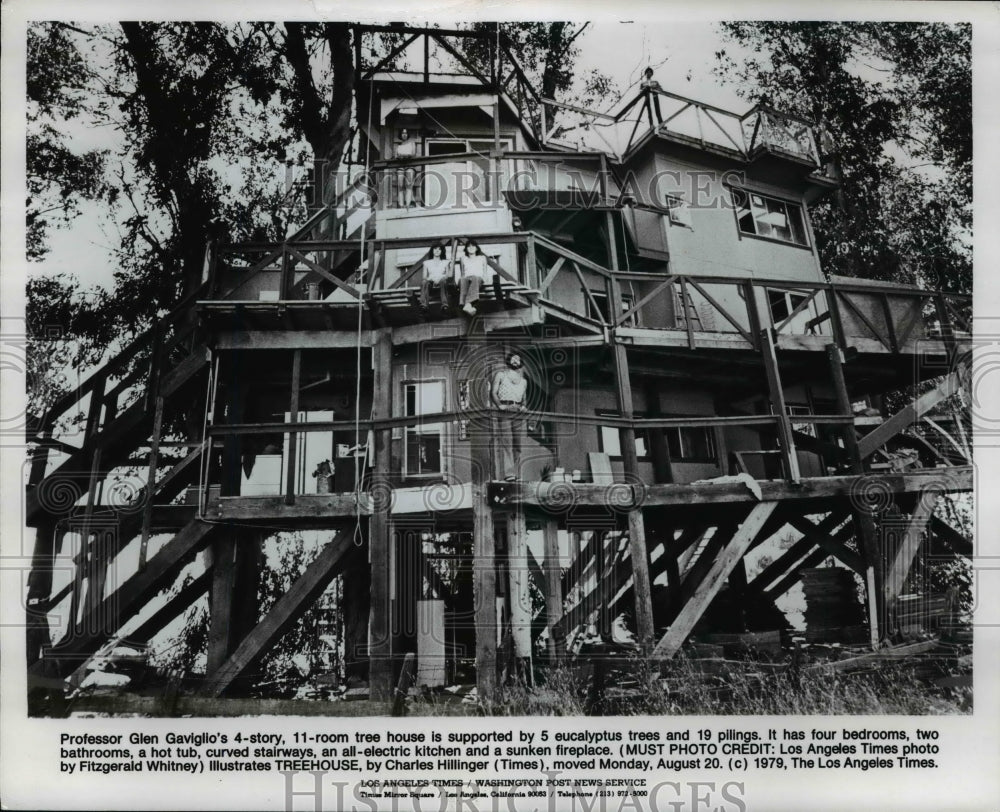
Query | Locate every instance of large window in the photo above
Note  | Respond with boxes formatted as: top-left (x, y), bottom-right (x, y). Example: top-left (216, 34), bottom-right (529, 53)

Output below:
top-left (423, 138), bottom-right (512, 207)
top-left (665, 425), bottom-right (716, 462)
top-left (404, 380), bottom-right (444, 476)
top-left (730, 188), bottom-right (808, 246)
top-left (597, 410), bottom-right (649, 460)
top-left (596, 410), bottom-right (718, 464)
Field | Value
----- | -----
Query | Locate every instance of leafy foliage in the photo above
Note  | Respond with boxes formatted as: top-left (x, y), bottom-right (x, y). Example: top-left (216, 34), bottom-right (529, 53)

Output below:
top-left (715, 22), bottom-right (971, 293)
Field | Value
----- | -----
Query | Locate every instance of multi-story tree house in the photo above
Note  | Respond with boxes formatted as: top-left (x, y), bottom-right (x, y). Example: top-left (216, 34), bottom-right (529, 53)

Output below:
top-left (24, 27), bottom-right (972, 711)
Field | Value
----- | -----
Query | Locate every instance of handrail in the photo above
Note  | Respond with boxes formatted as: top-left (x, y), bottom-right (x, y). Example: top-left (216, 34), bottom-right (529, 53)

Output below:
top-left (208, 410), bottom-right (790, 437)
top-left (32, 282), bottom-right (208, 439)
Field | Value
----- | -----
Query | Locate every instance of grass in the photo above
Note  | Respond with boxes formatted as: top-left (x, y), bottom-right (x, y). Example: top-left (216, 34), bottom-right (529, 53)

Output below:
top-left (406, 650), bottom-right (971, 717)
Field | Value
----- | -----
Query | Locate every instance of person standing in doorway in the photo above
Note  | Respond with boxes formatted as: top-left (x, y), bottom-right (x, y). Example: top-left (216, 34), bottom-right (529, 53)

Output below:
top-left (395, 128), bottom-right (417, 208)
top-left (459, 242), bottom-right (489, 315)
top-left (491, 352), bottom-right (528, 480)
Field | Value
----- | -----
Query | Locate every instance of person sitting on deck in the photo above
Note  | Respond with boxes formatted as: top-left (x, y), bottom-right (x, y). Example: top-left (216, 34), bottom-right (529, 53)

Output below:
top-left (459, 241), bottom-right (490, 316)
top-left (420, 244), bottom-right (453, 310)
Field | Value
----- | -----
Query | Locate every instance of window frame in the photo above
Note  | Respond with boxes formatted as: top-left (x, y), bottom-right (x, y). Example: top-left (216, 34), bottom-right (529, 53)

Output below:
top-left (585, 289), bottom-right (638, 327)
top-left (664, 424), bottom-right (717, 463)
top-left (596, 409), bottom-right (650, 461)
top-left (401, 378), bottom-right (447, 478)
top-left (423, 137), bottom-right (513, 207)
top-left (728, 186), bottom-right (810, 248)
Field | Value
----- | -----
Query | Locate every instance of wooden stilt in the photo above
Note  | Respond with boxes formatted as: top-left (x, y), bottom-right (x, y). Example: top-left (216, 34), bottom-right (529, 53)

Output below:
top-left (369, 331), bottom-right (393, 701)
top-left (507, 508), bottom-right (532, 678)
top-left (26, 523), bottom-right (57, 668)
top-left (652, 502), bottom-right (777, 659)
top-left (204, 530), bottom-right (354, 697)
top-left (542, 519), bottom-right (564, 663)
top-left (207, 535), bottom-right (238, 675)
top-left (760, 328), bottom-right (800, 481)
top-left (827, 343), bottom-right (883, 648)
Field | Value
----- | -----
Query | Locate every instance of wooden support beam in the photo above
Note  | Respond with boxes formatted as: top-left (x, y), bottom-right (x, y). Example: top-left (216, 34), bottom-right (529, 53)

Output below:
top-left (285, 349), bottom-right (302, 505)
top-left (748, 536), bottom-right (815, 593)
top-left (609, 331), bottom-right (655, 647)
top-left (37, 519), bottom-right (217, 675)
top-left (369, 332), bottom-right (393, 701)
top-left (760, 328), bottom-right (800, 481)
top-left (884, 489), bottom-right (941, 604)
top-left (929, 516), bottom-right (973, 558)
top-left (764, 547), bottom-right (828, 600)
top-left (652, 502), bottom-right (777, 659)
top-left (857, 368), bottom-right (965, 459)
top-left (26, 523), bottom-right (57, 667)
top-left (507, 510), bottom-right (531, 669)
top-left (203, 530), bottom-right (354, 697)
top-left (827, 341), bottom-right (883, 647)
top-left (679, 522), bottom-right (737, 605)
top-left (391, 652), bottom-right (417, 716)
top-left (543, 519), bottom-right (565, 663)
top-left (129, 567), bottom-right (212, 645)
top-left (498, 466), bottom-right (972, 510)
top-left (139, 395), bottom-right (165, 569)
top-left (207, 535), bottom-right (238, 674)
top-left (787, 514), bottom-right (866, 574)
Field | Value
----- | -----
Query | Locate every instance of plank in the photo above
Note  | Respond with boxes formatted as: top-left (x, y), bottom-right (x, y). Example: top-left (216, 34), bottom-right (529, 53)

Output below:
top-left (652, 502), bottom-right (777, 659)
top-left (203, 530), bottom-right (354, 697)
top-left (502, 467), bottom-right (972, 509)
top-left (128, 568), bottom-right (212, 645)
top-left (787, 514), bottom-right (866, 574)
top-left (884, 489), bottom-right (941, 604)
top-left (38, 518), bottom-right (217, 674)
top-left (542, 519), bottom-right (565, 662)
top-left (858, 368), bottom-right (964, 458)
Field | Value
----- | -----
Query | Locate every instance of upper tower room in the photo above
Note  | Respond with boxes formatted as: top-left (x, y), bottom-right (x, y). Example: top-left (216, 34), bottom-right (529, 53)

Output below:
top-left (547, 69), bottom-right (839, 284)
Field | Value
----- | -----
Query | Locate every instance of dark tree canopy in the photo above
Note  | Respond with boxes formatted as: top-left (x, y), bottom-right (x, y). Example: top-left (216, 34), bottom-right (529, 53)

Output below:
top-left (715, 22), bottom-right (971, 294)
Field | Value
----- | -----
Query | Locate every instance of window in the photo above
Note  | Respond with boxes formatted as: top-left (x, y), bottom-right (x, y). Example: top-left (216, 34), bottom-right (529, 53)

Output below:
top-left (730, 188), bottom-right (808, 246)
top-left (767, 288), bottom-right (826, 333)
top-left (586, 290), bottom-right (638, 327)
top-left (664, 193), bottom-right (692, 227)
top-left (665, 426), bottom-right (716, 462)
top-left (423, 138), bottom-right (512, 207)
top-left (403, 381), bottom-right (444, 476)
top-left (597, 410), bottom-right (649, 460)
top-left (785, 403), bottom-right (814, 438)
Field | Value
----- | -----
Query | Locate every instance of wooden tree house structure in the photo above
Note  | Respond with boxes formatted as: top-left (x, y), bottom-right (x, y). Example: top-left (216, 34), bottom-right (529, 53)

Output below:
top-left (24, 27), bottom-right (973, 712)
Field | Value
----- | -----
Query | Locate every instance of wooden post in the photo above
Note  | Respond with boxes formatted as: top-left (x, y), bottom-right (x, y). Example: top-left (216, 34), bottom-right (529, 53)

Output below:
top-left (26, 523), bottom-right (57, 667)
top-left (885, 489), bottom-right (940, 604)
top-left (542, 518), bottom-right (564, 663)
top-left (652, 502), bottom-right (777, 659)
top-left (468, 321), bottom-right (498, 705)
top-left (139, 395), bottom-right (165, 570)
top-left (279, 246), bottom-right (291, 300)
top-left (391, 652), bottom-right (417, 716)
top-left (526, 235), bottom-right (538, 289)
top-left (284, 349), bottom-right (302, 505)
top-left (760, 328), bottom-right (800, 481)
top-left (507, 508), bottom-right (532, 679)
top-left (607, 208), bottom-right (655, 647)
top-left (472, 444), bottom-right (497, 705)
top-left (369, 331), bottom-right (393, 701)
top-left (826, 344), bottom-right (862, 470)
top-left (207, 535), bottom-right (237, 675)
top-left (827, 342), bottom-right (882, 648)
top-left (826, 285), bottom-right (847, 348)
